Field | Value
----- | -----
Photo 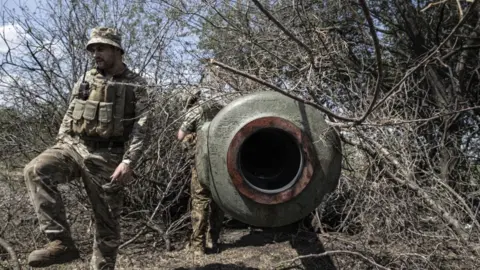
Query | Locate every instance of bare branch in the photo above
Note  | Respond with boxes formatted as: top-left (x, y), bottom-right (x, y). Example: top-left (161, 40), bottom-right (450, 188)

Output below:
top-left (251, 0), bottom-right (314, 55)
top-left (355, 0), bottom-right (384, 124)
top-left (207, 58), bottom-right (357, 122)
top-left (275, 249), bottom-right (390, 270)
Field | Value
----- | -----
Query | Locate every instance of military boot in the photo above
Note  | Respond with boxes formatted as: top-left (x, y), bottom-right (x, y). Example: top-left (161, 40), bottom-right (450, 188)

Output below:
top-left (193, 247), bottom-right (205, 257)
top-left (185, 241), bottom-right (205, 257)
top-left (27, 239), bottom-right (80, 267)
top-left (205, 234), bottom-right (218, 253)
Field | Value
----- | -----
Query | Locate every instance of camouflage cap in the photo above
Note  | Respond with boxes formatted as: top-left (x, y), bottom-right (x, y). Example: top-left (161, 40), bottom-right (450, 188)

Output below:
top-left (86, 27), bottom-right (124, 54)
top-left (175, 87), bottom-right (202, 110)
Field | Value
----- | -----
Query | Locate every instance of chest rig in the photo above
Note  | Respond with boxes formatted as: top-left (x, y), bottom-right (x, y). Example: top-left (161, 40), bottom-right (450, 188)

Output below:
top-left (70, 69), bottom-right (135, 141)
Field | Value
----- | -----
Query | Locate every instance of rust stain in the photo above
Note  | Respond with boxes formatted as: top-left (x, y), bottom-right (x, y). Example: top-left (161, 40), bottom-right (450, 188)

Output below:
top-left (226, 116), bottom-right (315, 205)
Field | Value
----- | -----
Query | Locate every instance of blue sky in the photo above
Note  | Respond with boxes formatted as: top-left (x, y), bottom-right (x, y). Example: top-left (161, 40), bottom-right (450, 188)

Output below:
top-left (2, 0), bottom-right (39, 12)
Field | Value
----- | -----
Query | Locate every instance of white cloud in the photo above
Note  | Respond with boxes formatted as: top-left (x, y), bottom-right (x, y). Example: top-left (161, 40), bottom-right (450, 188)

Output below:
top-left (0, 23), bottom-right (24, 54)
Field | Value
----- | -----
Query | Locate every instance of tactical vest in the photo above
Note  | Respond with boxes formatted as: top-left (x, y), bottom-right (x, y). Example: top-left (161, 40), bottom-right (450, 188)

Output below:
top-left (70, 68), bottom-right (139, 141)
top-left (195, 101), bottom-right (223, 132)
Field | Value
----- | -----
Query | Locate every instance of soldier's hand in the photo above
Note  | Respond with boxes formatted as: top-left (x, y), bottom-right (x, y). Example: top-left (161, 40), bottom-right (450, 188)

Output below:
top-left (110, 162), bottom-right (133, 185)
top-left (181, 140), bottom-right (190, 151)
top-left (177, 129), bottom-right (186, 141)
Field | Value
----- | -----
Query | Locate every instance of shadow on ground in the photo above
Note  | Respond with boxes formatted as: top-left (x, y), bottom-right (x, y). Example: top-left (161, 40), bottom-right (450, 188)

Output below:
top-left (174, 263), bottom-right (259, 270)
top-left (218, 219), bottom-right (337, 270)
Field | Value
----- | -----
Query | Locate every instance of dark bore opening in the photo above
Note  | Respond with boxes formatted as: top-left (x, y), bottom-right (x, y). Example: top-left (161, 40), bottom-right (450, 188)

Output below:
top-left (238, 128), bottom-right (303, 193)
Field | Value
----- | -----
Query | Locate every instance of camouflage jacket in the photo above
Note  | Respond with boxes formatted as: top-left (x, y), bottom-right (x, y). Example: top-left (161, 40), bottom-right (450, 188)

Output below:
top-left (180, 100), bottom-right (223, 134)
top-left (57, 66), bottom-right (150, 167)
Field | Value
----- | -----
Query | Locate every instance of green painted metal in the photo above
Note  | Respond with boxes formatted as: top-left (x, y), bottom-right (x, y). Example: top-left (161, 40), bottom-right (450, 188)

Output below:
top-left (195, 91), bottom-right (342, 227)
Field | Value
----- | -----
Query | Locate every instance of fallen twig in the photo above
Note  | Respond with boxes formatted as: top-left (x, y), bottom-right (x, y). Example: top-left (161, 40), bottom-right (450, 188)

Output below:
top-left (145, 221), bottom-right (171, 251)
top-left (0, 237), bottom-right (21, 270)
top-left (274, 250), bottom-right (390, 270)
top-left (119, 227), bottom-right (146, 250)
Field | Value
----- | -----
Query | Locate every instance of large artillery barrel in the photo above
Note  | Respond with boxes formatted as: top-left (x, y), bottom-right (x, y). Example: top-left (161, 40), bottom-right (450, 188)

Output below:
top-left (195, 91), bottom-right (342, 227)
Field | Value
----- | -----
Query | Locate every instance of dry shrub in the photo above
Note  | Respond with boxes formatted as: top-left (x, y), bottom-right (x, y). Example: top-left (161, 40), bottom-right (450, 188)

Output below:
top-left (116, 84), bottom-right (243, 250)
top-left (314, 123), bottom-right (480, 269)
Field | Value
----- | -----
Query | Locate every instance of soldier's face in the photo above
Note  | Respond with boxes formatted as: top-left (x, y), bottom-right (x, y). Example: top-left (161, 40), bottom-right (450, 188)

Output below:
top-left (89, 44), bottom-right (120, 70)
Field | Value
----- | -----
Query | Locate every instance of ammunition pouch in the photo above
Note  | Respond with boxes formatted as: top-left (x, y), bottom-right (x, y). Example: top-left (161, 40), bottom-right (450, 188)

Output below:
top-left (70, 80), bottom-right (128, 139)
top-left (97, 102), bottom-right (114, 137)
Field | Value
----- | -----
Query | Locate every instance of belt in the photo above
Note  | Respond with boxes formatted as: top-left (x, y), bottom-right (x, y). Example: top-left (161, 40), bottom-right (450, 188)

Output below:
top-left (78, 137), bottom-right (125, 149)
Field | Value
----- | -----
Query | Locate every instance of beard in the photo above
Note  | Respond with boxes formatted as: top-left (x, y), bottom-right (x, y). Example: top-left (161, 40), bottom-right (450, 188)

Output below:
top-left (95, 58), bottom-right (113, 70)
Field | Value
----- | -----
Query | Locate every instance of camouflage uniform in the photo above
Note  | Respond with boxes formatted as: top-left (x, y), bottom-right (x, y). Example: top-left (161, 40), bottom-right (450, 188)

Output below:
top-left (23, 27), bottom-right (149, 269)
top-left (180, 95), bottom-right (224, 253)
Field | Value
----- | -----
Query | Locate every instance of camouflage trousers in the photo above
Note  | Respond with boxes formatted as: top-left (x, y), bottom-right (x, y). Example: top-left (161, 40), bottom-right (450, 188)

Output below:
top-left (23, 138), bottom-right (124, 270)
top-left (183, 134), bottom-right (224, 251)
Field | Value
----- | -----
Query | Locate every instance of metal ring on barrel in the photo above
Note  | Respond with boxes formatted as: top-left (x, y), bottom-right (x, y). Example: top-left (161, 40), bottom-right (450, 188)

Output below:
top-left (226, 116), bottom-right (315, 205)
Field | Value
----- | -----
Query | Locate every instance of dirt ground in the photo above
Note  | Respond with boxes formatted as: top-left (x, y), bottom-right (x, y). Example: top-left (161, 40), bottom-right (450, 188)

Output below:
top-left (0, 169), bottom-right (338, 270)
top-left (1, 169), bottom-right (479, 270)
top-left (36, 228), bottom-right (339, 270)
top-left (5, 227), bottom-right (479, 270)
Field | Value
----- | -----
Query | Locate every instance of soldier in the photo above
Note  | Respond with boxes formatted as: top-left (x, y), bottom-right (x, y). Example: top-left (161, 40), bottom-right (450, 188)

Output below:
top-left (177, 88), bottom-right (224, 256)
top-left (23, 27), bottom-right (150, 269)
